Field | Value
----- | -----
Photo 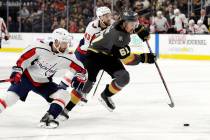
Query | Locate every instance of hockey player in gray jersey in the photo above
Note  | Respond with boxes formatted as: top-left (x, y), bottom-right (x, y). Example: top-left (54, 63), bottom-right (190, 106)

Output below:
top-left (57, 6), bottom-right (113, 120)
top-left (81, 11), bottom-right (156, 111)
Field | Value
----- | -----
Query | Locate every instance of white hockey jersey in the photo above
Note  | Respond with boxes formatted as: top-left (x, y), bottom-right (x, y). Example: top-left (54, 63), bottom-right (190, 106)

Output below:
top-left (76, 19), bottom-right (114, 54)
top-left (16, 41), bottom-right (86, 86)
top-left (196, 24), bottom-right (209, 34)
top-left (188, 24), bottom-right (199, 34)
top-left (151, 16), bottom-right (169, 32)
top-left (174, 14), bottom-right (188, 32)
top-left (63, 19), bottom-right (114, 86)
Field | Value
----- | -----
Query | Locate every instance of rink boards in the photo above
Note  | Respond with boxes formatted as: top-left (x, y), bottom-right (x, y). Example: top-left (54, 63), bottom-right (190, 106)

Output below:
top-left (1, 33), bottom-right (210, 60)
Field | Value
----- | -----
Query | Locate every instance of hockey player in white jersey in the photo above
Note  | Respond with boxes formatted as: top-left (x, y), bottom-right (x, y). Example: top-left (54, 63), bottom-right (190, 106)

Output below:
top-left (58, 6), bottom-right (112, 121)
top-left (196, 19), bottom-right (209, 34)
top-left (0, 28), bottom-right (86, 128)
top-left (188, 19), bottom-right (198, 34)
top-left (150, 11), bottom-right (169, 33)
top-left (173, 9), bottom-right (188, 33)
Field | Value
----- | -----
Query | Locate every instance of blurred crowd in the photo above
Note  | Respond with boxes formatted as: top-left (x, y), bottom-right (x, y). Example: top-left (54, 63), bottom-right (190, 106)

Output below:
top-left (2, 0), bottom-right (210, 34)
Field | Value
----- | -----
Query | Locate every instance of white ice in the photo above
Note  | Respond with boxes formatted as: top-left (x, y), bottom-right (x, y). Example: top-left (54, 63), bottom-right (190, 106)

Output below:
top-left (0, 52), bottom-right (210, 140)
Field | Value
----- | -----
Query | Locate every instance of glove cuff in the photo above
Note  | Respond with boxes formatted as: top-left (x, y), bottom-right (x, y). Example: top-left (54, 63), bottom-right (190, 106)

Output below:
top-left (12, 66), bottom-right (23, 74)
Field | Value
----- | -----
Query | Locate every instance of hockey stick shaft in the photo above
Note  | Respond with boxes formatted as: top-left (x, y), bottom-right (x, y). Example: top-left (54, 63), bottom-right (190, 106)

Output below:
top-left (146, 41), bottom-right (175, 108)
top-left (0, 78), bottom-right (13, 83)
top-left (93, 70), bottom-right (104, 96)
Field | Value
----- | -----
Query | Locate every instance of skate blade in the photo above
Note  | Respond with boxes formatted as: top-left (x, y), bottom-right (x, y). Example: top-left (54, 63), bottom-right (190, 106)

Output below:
top-left (57, 115), bottom-right (68, 122)
top-left (38, 122), bottom-right (58, 129)
top-left (98, 97), bottom-right (114, 112)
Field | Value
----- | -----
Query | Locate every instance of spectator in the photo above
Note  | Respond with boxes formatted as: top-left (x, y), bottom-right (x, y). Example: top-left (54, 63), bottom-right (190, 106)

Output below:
top-left (189, 11), bottom-right (199, 22)
top-left (188, 19), bottom-right (198, 34)
top-left (59, 18), bottom-right (66, 29)
top-left (112, 12), bottom-right (120, 21)
top-left (8, 16), bottom-right (18, 32)
top-left (172, 9), bottom-right (188, 33)
top-left (51, 17), bottom-right (59, 31)
top-left (19, 6), bottom-right (30, 19)
top-left (0, 17), bottom-right (10, 48)
top-left (78, 19), bottom-right (85, 33)
top-left (165, 4), bottom-right (175, 26)
top-left (68, 20), bottom-right (78, 33)
top-left (199, 9), bottom-right (209, 29)
top-left (196, 19), bottom-right (209, 34)
top-left (150, 11), bottom-right (169, 33)
top-left (138, 16), bottom-right (150, 28)
top-left (1, 0), bottom-right (209, 34)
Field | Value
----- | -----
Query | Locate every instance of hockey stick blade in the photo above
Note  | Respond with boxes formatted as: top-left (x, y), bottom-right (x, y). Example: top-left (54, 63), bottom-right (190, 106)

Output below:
top-left (168, 102), bottom-right (175, 108)
top-left (0, 79), bottom-right (13, 83)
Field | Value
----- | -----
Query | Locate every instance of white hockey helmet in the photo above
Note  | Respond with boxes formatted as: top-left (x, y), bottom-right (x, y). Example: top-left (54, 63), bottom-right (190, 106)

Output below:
top-left (157, 11), bottom-right (162, 17)
top-left (189, 19), bottom-right (195, 25)
top-left (96, 6), bottom-right (111, 18)
top-left (51, 28), bottom-right (71, 43)
top-left (174, 9), bottom-right (180, 15)
top-left (157, 11), bottom-right (162, 16)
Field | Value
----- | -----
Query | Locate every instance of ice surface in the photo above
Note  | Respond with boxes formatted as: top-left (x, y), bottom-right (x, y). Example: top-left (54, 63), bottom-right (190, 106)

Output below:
top-left (0, 52), bottom-right (210, 140)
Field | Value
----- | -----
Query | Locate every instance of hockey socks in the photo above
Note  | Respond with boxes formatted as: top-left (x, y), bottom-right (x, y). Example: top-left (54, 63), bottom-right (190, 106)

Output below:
top-left (48, 103), bottom-right (63, 119)
top-left (107, 81), bottom-right (122, 96)
top-left (57, 89), bottom-right (81, 121)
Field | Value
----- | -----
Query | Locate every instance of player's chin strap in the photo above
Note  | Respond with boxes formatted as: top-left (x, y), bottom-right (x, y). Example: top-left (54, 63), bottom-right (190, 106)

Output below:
top-left (53, 43), bottom-right (62, 53)
top-left (99, 18), bottom-right (108, 29)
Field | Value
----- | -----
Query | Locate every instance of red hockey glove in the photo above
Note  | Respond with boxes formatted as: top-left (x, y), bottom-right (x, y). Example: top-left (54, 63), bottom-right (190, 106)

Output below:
top-left (10, 66), bottom-right (23, 84)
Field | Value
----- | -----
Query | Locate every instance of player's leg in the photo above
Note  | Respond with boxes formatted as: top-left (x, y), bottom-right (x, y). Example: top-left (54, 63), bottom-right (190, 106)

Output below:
top-left (0, 74), bottom-right (32, 113)
top-left (0, 91), bottom-right (19, 113)
top-left (99, 58), bottom-right (129, 111)
top-left (58, 52), bottom-right (101, 121)
top-left (34, 82), bottom-right (70, 128)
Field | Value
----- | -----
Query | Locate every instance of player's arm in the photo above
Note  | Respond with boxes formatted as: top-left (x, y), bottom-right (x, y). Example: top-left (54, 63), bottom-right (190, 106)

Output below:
top-left (121, 52), bottom-right (156, 65)
top-left (10, 45), bottom-right (39, 83)
top-left (181, 14), bottom-right (188, 28)
top-left (60, 57), bottom-right (87, 91)
top-left (111, 44), bottom-right (156, 65)
top-left (80, 23), bottom-right (97, 51)
top-left (16, 45), bottom-right (40, 71)
top-left (134, 24), bottom-right (150, 41)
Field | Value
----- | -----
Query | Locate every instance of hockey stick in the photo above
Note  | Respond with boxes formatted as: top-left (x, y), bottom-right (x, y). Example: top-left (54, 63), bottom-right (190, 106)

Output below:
top-left (0, 78), bottom-right (13, 83)
top-left (146, 41), bottom-right (175, 108)
top-left (92, 70), bottom-right (104, 96)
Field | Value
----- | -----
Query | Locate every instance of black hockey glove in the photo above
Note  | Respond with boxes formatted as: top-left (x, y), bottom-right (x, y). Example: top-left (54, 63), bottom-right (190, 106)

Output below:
top-left (10, 66), bottom-right (23, 84)
top-left (134, 25), bottom-right (150, 42)
top-left (139, 53), bottom-right (156, 64)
